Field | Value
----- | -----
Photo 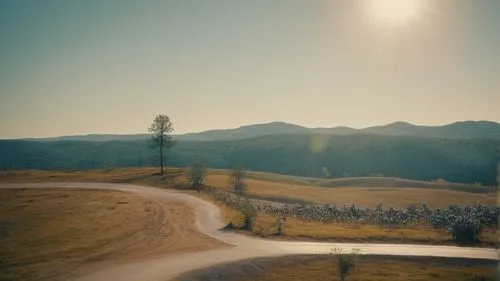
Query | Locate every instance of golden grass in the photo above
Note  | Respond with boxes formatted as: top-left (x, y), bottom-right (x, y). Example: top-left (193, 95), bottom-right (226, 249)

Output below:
top-left (1, 168), bottom-right (496, 208)
top-left (237, 255), bottom-right (498, 281)
top-left (209, 198), bottom-right (497, 246)
top-left (0, 188), bottom-right (225, 281)
top-left (0, 168), bottom-right (166, 183)
top-left (204, 174), bottom-right (497, 208)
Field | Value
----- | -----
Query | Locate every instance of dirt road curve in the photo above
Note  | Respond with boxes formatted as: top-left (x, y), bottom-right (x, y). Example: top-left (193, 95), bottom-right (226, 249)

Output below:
top-left (1, 182), bottom-right (498, 281)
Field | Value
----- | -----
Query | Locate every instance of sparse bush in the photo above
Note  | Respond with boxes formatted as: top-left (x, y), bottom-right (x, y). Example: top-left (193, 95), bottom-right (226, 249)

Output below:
top-left (274, 217), bottom-right (286, 236)
top-left (241, 213), bottom-right (254, 230)
top-left (231, 164), bottom-right (247, 200)
top-left (331, 248), bottom-right (360, 281)
top-left (222, 222), bottom-right (236, 230)
top-left (448, 216), bottom-right (482, 244)
top-left (188, 158), bottom-right (206, 191)
top-left (238, 201), bottom-right (256, 230)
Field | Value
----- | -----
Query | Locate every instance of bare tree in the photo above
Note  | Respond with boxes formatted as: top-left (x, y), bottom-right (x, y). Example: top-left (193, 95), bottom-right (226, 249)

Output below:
top-left (188, 158), bottom-right (206, 191)
top-left (149, 114), bottom-right (175, 174)
top-left (230, 164), bottom-right (247, 200)
top-left (330, 248), bottom-right (360, 281)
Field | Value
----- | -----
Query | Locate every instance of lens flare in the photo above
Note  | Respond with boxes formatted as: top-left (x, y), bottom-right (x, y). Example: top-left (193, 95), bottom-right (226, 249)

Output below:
top-left (366, 0), bottom-right (424, 25)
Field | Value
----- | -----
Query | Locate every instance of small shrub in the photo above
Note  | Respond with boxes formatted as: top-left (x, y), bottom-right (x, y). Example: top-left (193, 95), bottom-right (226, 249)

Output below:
top-left (448, 216), bottom-right (482, 244)
top-left (331, 248), bottom-right (360, 281)
top-left (254, 225), bottom-right (265, 236)
top-left (222, 222), bottom-right (236, 231)
top-left (274, 217), bottom-right (286, 236)
top-left (241, 213), bottom-right (254, 230)
top-left (239, 201), bottom-right (256, 231)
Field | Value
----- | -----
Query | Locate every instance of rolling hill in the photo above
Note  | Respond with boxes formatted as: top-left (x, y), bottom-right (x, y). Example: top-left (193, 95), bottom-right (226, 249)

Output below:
top-left (178, 122), bottom-right (309, 141)
top-left (13, 120), bottom-right (500, 142)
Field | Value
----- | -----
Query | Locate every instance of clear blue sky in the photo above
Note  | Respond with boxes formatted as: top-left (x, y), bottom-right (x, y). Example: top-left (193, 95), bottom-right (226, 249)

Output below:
top-left (1, 0), bottom-right (499, 138)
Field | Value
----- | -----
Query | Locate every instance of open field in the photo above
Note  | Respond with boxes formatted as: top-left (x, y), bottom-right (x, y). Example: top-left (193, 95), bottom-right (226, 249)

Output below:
top-left (206, 174), bottom-right (497, 208)
top-left (0, 168), bottom-right (166, 185)
top-left (0, 188), bottom-right (226, 281)
top-left (0, 168), bottom-right (497, 208)
top-left (1, 168), bottom-right (497, 249)
top-left (177, 255), bottom-right (499, 281)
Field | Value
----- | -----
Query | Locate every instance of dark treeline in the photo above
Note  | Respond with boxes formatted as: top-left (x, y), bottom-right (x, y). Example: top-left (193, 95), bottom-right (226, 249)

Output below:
top-left (0, 134), bottom-right (499, 185)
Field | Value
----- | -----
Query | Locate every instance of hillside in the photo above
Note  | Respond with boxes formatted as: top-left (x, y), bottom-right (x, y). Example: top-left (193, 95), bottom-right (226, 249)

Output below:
top-left (1, 134), bottom-right (498, 185)
top-left (1, 168), bottom-right (496, 208)
top-left (178, 122), bottom-right (309, 141)
top-left (13, 120), bottom-right (500, 142)
top-left (361, 121), bottom-right (500, 139)
top-left (23, 134), bottom-right (152, 142)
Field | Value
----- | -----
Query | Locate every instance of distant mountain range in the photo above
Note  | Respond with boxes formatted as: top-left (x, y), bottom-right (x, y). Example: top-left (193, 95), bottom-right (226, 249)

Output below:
top-left (18, 120), bottom-right (500, 142)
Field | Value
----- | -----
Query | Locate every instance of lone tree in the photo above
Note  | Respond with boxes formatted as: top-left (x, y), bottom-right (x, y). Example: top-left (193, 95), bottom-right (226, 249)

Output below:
top-left (149, 114), bottom-right (175, 174)
top-left (231, 164), bottom-right (247, 200)
top-left (188, 158), bottom-right (206, 192)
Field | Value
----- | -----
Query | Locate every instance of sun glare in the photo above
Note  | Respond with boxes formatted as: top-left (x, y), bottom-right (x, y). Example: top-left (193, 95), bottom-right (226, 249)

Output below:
top-left (366, 0), bottom-right (423, 25)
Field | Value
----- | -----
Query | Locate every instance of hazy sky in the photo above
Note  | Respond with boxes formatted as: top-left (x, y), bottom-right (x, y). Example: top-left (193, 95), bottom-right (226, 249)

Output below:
top-left (1, 0), bottom-right (499, 138)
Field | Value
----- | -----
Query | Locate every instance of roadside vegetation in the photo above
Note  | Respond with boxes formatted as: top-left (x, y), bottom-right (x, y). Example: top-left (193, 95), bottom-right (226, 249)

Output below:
top-left (330, 248), bottom-right (360, 281)
top-left (206, 187), bottom-right (497, 246)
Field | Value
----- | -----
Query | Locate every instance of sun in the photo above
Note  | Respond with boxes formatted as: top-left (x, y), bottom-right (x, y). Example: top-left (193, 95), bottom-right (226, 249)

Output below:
top-left (366, 0), bottom-right (424, 25)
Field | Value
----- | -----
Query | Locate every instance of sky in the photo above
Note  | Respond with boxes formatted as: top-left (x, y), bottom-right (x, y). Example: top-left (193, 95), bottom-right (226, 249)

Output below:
top-left (0, 0), bottom-right (499, 138)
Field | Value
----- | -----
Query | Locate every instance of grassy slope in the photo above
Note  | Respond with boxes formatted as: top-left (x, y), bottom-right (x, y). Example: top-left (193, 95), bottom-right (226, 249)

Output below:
top-left (1, 168), bottom-right (496, 208)
top-left (203, 175), bottom-right (497, 208)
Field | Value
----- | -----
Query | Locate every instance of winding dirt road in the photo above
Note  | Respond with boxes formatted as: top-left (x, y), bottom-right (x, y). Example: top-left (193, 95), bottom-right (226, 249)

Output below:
top-left (1, 182), bottom-right (498, 281)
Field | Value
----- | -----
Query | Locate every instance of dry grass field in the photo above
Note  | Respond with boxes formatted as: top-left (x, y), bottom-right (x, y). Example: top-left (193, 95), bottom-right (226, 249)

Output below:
top-left (1, 168), bottom-right (496, 208)
top-left (0, 168), bottom-right (166, 185)
top-left (1, 168), bottom-right (497, 249)
top-left (204, 174), bottom-right (497, 208)
top-left (0, 188), bottom-right (226, 281)
top-left (177, 255), bottom-right (498, 281)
